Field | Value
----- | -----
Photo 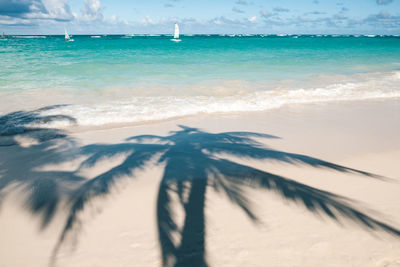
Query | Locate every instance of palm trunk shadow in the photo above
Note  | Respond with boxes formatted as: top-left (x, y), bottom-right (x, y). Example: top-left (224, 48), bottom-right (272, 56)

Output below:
top-left (158, 178), bottom-right (208, 267)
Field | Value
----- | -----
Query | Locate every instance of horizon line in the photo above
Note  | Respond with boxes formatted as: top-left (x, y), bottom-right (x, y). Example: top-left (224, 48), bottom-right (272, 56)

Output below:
top-left (4, 33), bottom-right (400, 36)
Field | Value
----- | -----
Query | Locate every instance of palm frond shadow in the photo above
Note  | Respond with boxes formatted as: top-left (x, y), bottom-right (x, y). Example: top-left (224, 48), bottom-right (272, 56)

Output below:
top-left (49, 125), bottom-right (399, 267)
top-left (0, 105), bottom-right (76, 146)
top-left (0, 106), bottom-right (82, 229)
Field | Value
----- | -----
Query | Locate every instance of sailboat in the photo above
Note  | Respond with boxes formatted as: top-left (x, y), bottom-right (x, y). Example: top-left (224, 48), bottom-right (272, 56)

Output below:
top-left (64, 28), bottom-right (74, 42)
top-left (170, 23), bottom-right (181, 42)
top-left (0, 32), bottom-right (6, 40)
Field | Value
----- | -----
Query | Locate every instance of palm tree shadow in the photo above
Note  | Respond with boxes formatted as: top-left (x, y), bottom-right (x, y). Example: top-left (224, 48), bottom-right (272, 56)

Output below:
top-left (0, 106), bottom-right (395, 267)
top-left (50, 125), bottom-right (399, 267)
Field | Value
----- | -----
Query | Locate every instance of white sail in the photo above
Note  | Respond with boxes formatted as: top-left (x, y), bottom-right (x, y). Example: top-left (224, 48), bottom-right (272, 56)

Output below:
top-left (174, 23), bottom-right (179, 39)
top-left (64, 28), bottom-right (70, 40)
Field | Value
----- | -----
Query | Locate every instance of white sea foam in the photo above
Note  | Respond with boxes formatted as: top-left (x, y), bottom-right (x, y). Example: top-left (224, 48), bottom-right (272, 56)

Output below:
top-left (24, 71), bottom-right (399, 129)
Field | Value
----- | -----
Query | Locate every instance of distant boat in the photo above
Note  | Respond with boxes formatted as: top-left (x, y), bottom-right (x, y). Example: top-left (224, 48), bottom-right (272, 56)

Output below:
top-left (64, 28), bottom-right (74, 42)
top-left (0, 32), bottom-right (6, 40)
top-left (122, 34), bottom-right (134, 38)
top-left (171, 23), bottom-right (181, 42)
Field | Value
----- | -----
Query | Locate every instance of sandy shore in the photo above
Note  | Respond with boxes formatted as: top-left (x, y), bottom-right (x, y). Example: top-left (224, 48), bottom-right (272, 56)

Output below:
top-left (0, 99), bottom-right (399, 267)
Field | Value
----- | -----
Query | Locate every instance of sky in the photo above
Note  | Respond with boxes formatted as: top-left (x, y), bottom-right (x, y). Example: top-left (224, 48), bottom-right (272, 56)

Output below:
top-left (0, 0), bottom-right (400, 34)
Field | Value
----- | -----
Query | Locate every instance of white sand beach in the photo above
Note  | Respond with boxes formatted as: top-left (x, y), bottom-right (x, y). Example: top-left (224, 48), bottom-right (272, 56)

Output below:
top-left (0, 99), bottom-right (399, 267)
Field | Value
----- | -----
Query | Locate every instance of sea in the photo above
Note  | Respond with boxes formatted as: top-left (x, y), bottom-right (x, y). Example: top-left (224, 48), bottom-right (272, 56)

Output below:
top-left (1, 34), bottom-right (400, 130)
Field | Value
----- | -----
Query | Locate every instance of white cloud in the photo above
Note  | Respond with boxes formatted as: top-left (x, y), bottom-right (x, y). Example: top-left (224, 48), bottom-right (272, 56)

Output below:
top-left (141, 16), bottom-right (154, 25)
top-left (80, 0), bottom-right (103, 21)
top-left (232, 7), bottom-right (245, 14)
top-left (248, 16), bottom-right (257, 22)
top-left (0, 15), bottom-right (37, 26)
top-left (42, 0), bottom-right (73, 20)
top-left (108, 14), bottom-right (126, 25)
top-left (0, 0), bottom-right (73, 21)
top-left (363, 10), bottom-right (400, 28)
top-left (376, 0), bottom-right (394, 5)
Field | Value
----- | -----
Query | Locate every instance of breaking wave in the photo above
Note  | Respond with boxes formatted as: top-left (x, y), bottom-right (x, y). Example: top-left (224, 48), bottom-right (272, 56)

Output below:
top-left (20, 71), bottom-right (400, 129)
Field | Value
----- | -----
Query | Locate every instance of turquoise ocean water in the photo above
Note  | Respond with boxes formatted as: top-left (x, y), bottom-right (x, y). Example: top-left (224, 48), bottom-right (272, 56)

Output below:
top-left (1, 34), bottom-right (400, 128)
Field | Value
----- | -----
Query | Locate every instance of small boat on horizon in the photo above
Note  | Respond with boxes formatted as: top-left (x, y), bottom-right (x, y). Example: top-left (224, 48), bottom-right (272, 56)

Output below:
top-left (170, 23), bottom-right (181, 42)
top-left (1, 32), bottom-right (6, 40)
top-left (64, 28), bottom-right (74, 42)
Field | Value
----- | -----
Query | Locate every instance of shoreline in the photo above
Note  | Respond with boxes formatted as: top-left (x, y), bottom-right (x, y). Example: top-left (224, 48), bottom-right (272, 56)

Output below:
top-left (1, 95), bottom-right (399, 137)
top-left (1, 69), bottom-right (400, 126)
top-left (69, 98), bottom-right (400, 159)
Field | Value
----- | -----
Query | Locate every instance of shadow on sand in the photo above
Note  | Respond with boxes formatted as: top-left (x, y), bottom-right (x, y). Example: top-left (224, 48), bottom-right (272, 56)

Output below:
top-left (0, 106), bottom-right (82, 228)
top-left (52, 125), bottom-right (399, 267)
top-left (0, 109), bottom-right (399, 267)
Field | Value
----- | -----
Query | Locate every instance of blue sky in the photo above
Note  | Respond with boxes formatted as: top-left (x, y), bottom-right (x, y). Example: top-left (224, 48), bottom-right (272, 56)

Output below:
top-left (1, 0), bottom-right (399, 34)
